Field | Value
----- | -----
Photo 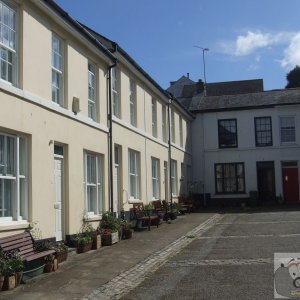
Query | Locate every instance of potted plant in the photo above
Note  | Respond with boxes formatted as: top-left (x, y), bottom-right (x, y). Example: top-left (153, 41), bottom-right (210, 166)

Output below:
top-left (53, 243), bottom-right (68, 263)
top-left (10, 252), bottom-right (24, 286)
top-left (44, 254), bottom-right (55, 273)
top-left (121, 219), bottom-right (133, 239)
top-left (76, 235), bottom-right (92, 253)
top-left (0, 256), bottom-right (5, 290)
top-left (98, 212), bottom-right (120, 246)
top-left (2, 251), bottom-right (16, 290)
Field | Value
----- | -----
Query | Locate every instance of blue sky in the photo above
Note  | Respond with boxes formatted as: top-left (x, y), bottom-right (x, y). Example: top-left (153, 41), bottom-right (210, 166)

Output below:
top-left (55, 0), bottom-right (300, 91)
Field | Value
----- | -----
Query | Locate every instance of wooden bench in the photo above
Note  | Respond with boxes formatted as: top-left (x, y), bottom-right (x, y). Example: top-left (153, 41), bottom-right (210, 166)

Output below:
top-left (178, 196), bottom-right (193, 213)
top-left (132, 203), bottom-right (160, 231)
top-left (0, 232), bottom-right (55, 265)
top-left (152, 200), bottom-right (169, 220)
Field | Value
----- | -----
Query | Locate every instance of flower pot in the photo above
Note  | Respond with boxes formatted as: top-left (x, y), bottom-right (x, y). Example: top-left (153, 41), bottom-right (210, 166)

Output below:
top-left (101, 231), bottom-right (119, 246)
top-left (53, 259), bottom-right (58, 271)
top-left (3, 275), bottom-right (16, 290)
top-left (15, 271), bottom-right (23, 286)
top-left (44, 263), bottom-right (53, 273)
top-left (76, 242), bottom-right (92, 253)
top-left (0, 275), bottom-right (4, 290)
top-left (92, 235), bottom-right (101, 250)
top-left (122, 229), bottom-right (133, 239)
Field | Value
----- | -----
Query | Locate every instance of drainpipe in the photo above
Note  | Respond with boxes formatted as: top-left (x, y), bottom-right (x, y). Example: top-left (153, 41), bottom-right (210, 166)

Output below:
top-left (168, 98), bottom-right (173, 210)
top-left (108, 59), bottom-right (117, 214)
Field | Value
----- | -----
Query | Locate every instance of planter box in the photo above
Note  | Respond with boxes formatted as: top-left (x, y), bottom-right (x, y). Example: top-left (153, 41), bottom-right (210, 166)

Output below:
top-left (77, 242), bottom-right (92, 254)
top-left (56, 251), bottom-right (68, 263)
top-left (101, 231), bottom-right (119, 246)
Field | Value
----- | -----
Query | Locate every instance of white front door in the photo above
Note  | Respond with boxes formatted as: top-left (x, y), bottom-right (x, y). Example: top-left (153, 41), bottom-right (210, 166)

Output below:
top-left (54, 157), bottom-right (63, 241)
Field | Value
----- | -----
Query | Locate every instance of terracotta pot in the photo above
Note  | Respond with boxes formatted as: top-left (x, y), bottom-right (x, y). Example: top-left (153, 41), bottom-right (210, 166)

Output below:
top-left (3, 275), bottom-right (15, 290)
top-left (122, 229), bottom-right (133, 239)
top-left (0, 275), bottom-right (4, 290)
top-left (15, 271), bottom-right (23, 286)
top-left (44, 263), bottom-right (53, 273)
top-left (53, 259), bottom-right (58, 271)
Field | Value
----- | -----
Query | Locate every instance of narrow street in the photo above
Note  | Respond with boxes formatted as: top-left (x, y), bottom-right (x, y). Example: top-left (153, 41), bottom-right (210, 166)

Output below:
top-left (121, 210), bottom-right (300, 300)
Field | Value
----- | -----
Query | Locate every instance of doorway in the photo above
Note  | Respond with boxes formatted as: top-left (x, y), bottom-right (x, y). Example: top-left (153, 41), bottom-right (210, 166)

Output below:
top-left (113, 145), bottom-right (122, 216)
top-left (54, 145), bottom-right (64, 241)
top-left (282, 161), bottom-right (299, 203)
top-left (256, 161), bottom-right (275, 203)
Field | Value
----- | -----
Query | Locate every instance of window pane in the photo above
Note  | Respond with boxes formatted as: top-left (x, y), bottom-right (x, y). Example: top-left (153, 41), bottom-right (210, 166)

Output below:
top-left (0, 179), bottom-right (12, 217)
top-left (218, 119), bottom-right (237, 148)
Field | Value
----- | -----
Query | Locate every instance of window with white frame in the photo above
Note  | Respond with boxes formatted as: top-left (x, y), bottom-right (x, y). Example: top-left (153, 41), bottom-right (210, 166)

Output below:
top-left (128, 149), bottom-right (140, 199)
top-left (52, 33), bottom-right (64, 106)
top-left (280, 116), bottom-right (296, 143)
top-left (129, 79), bottom-right (137, 126)
top-left (111, 67), bottom-right (120, 118)
top-left (171, 109), bottom-right (175, 143)
top-left (84, 153), bottom-right (103, 216)
top-left (162, 105), bottom-right (167, 142)
top-left (151, 157), bottom-right (160, 199)
top-left (0, 132), bottom-right (27, 221)
top-left (171, 159), bottom-right (177, 196)
top-left (0, 0), bottom-right (17, 85)
top-left (179, 117), bottom-right (183, 147)
top-left (88, 62), bottom-right (96, 121)
top-left (152, 98), bottom-right (157, 137)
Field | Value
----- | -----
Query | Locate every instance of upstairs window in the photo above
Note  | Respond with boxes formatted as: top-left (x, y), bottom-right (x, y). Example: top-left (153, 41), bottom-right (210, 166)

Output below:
top-left (218, 119), bottom-right (237, 148)
top-left (171, 109), bottom-right (175, 143)
top-left (280, 116), bottom-right (296, 143)
top-left (111, 67), bottom-right (120, 118)
top-left (152, 98), bottom-right (157, 137)
top-left (162, 105), bottom-right (167, 143)
top-left (51, 34), bottom-right (64, 106)
top-left (0, 0), bottom-right (17, 85)
top-left (179, 117), bottom-right (183, 147)
top-left (88, 62), bottom-right (96, 121)
top-left (129, 79), bottom-right (137, 126)
top-left (255, 117), bottom-right (272, 146)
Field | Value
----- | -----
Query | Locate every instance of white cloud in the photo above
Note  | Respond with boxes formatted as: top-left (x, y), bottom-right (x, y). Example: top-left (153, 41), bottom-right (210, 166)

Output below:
top-left (280, 32), bottom-right (300, 68)
top-left (234, 31), bottom-right (273, 56)
top-left (220, 30), bottom-right (294, 57)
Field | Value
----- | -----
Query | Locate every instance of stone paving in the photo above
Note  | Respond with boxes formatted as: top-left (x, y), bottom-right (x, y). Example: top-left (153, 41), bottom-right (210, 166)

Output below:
top-left (83, 214), bottom-right (223, 300)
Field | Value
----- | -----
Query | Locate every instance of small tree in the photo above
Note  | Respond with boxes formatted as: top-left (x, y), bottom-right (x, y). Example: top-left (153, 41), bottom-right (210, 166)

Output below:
top-left (286, 66), bottom-right (300, 88)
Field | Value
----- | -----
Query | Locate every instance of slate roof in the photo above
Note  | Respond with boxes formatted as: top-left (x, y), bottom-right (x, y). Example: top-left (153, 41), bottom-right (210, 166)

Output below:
top-left (190, 88), bottom-right (300, 112)
top-left (167, 76), bottom-right (196, 98)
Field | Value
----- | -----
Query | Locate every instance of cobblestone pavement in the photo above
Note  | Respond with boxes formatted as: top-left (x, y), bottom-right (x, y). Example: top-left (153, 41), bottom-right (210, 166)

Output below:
top-left (83, 214), bottom-right (224, 300)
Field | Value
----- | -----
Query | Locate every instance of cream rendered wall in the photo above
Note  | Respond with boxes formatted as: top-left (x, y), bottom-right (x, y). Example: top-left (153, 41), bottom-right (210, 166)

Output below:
top-left (0, 90), bottom-right (109, 238)
top-left (22, 4), bottom-right (52, 100)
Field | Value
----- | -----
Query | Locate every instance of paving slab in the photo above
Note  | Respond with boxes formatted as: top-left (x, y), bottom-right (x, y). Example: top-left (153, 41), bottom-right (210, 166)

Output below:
top-left (0, 213), bottom-right (215, 300)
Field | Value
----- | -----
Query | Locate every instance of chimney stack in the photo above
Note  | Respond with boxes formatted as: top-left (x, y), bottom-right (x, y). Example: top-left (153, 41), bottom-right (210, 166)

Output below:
top-left (187, 72), bottom-right (189, 79)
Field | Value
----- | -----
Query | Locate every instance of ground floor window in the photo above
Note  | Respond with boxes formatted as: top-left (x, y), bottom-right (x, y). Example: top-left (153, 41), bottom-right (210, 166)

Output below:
top-left (215, 162), bottom-right (245, 194)
top-left (84, 152), bottom-right (103, 216)
top-left (0, 132), bottom-right (27, 221)
top-left (171, 159), bottom-right (177, 196)
top-left (128, 149), bottom-right (140, 199)
top-left (151, 157), bottom-right (160, 199)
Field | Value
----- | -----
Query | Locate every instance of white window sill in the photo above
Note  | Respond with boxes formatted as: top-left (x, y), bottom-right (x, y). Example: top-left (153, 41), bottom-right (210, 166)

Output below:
top-left (128, 199), bottom-right (143, 204)
top-left (84, 215), bottom-right (102, 222)
top-left (0, 221), bottom-right (29, 232)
